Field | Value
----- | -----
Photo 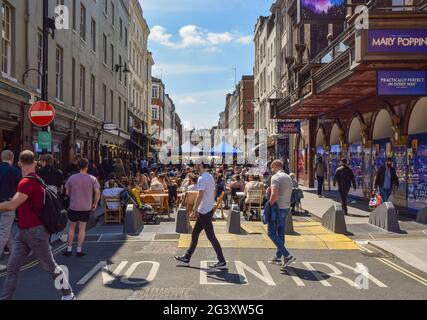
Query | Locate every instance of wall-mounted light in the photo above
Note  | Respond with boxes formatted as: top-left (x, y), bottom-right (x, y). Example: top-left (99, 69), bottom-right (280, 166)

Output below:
top-left (115, 63), bottom-right (130, 74)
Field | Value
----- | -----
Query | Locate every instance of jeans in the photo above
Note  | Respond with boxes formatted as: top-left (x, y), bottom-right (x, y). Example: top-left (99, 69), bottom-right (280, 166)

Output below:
top-left (317, 176), bottom-right (325, 196)
top-left (186, 210), bottom-right (225, 263)
top-left (268, 209), bottom-right (291, 259)
top-left (0, 211), bottom-right (15, 258)
top-left (379, 188), bottom-right (392, 202)
top-left (0, 225), bottom-right (73, 300)
top-left (339, 188), bottom-right (350, 214)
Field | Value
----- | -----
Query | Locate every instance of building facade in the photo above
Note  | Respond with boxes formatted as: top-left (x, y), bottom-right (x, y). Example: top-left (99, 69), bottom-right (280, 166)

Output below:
top-left (151, 76), bottom-right (164, 155)
top-left (0, 0), bottom-right (132, 169)
top-left (128, 0), bottom-right (154, 159)
top-left (269, 0), bottom-right (427, 212)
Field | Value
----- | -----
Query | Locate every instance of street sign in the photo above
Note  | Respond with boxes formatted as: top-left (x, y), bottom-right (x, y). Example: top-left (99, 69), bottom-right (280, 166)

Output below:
top-left (38, 131), bottom-right (52, 151)
top-left (28, 101), bottom-right (55, 127)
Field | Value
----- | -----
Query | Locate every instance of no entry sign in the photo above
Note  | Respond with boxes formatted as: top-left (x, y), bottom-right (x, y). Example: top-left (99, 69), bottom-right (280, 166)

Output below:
top-left (28, 101), bottom-right (56, 127)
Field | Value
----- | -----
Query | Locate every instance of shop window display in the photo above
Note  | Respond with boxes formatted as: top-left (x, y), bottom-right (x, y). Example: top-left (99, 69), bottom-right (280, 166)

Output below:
top-left (329, 144), bottom-right (341, 191)
top-left (348, 143), bottom-right (364, 197)
top-left (408, 134), bottom-right (427, 210)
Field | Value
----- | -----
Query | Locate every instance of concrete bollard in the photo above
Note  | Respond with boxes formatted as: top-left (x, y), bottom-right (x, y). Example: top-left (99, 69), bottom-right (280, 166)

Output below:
top-left (416, 207), bottom-right (427, 225)
top-left (369, 202), bottom-right (401, 233)
top-left (176, 207), bottom-right (191, 234)
top-left (123, 204), bottom-right (144, 235)
top-left (321, 204), bottom-right (348, 234)
top-left (285, 211), bottom-right (295, 235)
top-left (227, 205), bottom-right (241, 234)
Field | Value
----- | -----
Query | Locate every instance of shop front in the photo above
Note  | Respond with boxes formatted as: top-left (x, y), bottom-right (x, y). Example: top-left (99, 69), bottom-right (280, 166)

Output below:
top-left (329, 124), bottom-right (343, 192)
top-left (315, 127), bottom-right (329, 192)
top-left (407, 98), bottom-right (427, 210)
top-left (347, 118), bottom-right (365, 198)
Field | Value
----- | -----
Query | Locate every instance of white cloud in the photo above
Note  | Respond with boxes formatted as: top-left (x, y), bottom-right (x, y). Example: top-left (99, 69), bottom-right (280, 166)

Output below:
top-left (152, 63), bottom-right (228, 76)
top-left (178, 97), bottom-right (198, 105)
top-left (149, 24), bottom-right (252, 49)
top-left (236, 35), bottom-right (253, 44)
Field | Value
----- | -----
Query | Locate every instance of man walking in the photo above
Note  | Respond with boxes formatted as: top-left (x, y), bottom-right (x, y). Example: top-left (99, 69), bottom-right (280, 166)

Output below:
top-left (175, 163), bottom-right (227, 270)
top-left (267, 160), bottom-right (296, 270)
top-left (374, 157), bottom-right (399, 202)
top-left (63, 158), bottom-right (100, 257)
top-left (315, 156), bottom-right (327, 197)
top-left (333, 158), bottom-right (356, 215)
top-left (0, 150), bottom-right (21, 271)
top-left (0, 150), bottom-right (74, 300)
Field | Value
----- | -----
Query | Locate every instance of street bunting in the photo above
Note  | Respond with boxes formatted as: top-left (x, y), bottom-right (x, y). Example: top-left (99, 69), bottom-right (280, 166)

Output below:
top-left (277, 121), bottom-right (301, 134)
top-left (28, 101), bottom-right (55, 127)
top-left (377, 70), bottom-right (427, 96)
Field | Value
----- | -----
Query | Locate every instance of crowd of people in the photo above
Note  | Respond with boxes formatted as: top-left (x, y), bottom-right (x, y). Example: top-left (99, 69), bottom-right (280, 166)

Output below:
top-left (0, 148), bottom-right (307, 300)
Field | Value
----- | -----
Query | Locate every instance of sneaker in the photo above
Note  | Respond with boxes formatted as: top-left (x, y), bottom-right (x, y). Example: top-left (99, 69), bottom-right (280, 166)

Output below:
top-left (174, 256), bottom-right (190, 266)
top-left (268, 257), bottom-right (282, 265)
top-left (209, 261), bottom-right (228, 270)
top-left (76, 252), bottom-right (87, 258)
top-left (61, 293), bottom-right (76, 300)
top-left (63, 251), bottom-right (72, 258)
top-left (280, 256), bottom-right (296, 270)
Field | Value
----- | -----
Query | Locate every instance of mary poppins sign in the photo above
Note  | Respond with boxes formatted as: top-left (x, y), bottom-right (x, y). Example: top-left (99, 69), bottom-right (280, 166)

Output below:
top-left (368, 29), bottom-right (427, 53)
top-left (278, 122), bottom-right (301, 134)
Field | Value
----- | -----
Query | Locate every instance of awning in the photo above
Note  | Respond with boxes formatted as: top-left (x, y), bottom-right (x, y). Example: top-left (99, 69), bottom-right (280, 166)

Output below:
top-left (127, 140), bottom-right (144, 151)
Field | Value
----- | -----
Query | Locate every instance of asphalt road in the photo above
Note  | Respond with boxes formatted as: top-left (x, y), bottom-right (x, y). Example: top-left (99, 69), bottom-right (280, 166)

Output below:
top-left (0, 238), bottom-right (426, 300)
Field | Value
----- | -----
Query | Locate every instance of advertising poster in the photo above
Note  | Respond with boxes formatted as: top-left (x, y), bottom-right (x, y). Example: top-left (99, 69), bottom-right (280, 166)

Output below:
top-left (377, 70), bottom-right (427, 96)
top-left (298, 0), bottom-right (346, 23)
top-left (329, 144), bottom-right (341, 191)
top-left (368, 29), bottom-right (427, 53)
top-left (363, 147), bottom-right (373, 195)
top-left (392, 145), bottom-right (407, 201)
top-left (408, 134), bottom-right (427, 209)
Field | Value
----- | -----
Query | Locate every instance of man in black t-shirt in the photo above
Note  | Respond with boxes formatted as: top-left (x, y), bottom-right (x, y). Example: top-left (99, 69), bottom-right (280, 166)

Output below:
top-left (37, 154), bottom-right (65, 194)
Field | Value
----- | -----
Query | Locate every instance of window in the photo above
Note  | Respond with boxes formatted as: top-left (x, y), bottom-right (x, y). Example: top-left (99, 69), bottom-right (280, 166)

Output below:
top-left (118, 55), bottom-right (122, 82)
top-left (111, 2), bottom-right (115, 26)
top-left (72, 0), bottom-right (76, 30)
top-left (119, 18), bottom-right (123, 40)
top-left (104, 0), bottom-right (108, 15)
top-left (110, 90), bottom-right (114, 122)
top-left (37, 32), bottom-right (42, 90)
top-left (102, 84), bottom-right (107, 121)
top-left (152, 106), bottom-right (159, 121)
top-left (124, 27), bottom-right (128, 47)
top-left (55, 46), bottom-right (63, 100)
top-left (152, 85), bottom-right (158, 99)
top-left (118, 97), bottom-right (122, 128)
top-left (71, 58), bottom-right (76, 106)
top-left (123, 101), bottom-right (127, 131)
top-left (1, 2), bottom-right (12, 75)
top-left (79, 65), bottom-right (86, 111)
top-left (80, 4), bottom-right (86, 41)
top-left (110, 44), bottom-right (114, 71)
top-left (91, 18), bottom-right (96, 51)
top-left (102, 34), bottom-right (107, 65)
top-left (90, 74), bottom-right (95, 115)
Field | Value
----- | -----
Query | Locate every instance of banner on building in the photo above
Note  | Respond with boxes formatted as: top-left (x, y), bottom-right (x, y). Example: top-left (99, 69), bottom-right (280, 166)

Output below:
top-left (297, 0), bottom-right (346, 24)
top-left (368, 29), bottom-right (427, 53)
top-left (377, 70), bottom-right (427, 96)
top-left (277, 121), bottom-right (301, 134)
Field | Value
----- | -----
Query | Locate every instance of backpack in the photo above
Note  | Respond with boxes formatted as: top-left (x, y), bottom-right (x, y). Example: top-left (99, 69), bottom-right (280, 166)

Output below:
top-left (25, 175), bottom-right (68, 234)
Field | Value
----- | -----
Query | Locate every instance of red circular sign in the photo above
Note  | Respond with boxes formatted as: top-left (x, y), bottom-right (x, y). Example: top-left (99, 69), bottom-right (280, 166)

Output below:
top-left (28, 101), bottom-right (56, 127)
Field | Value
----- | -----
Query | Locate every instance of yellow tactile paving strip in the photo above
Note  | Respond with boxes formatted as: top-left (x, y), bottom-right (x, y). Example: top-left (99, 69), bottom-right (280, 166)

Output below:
top-left (178, 221), bottom-right (358, 250)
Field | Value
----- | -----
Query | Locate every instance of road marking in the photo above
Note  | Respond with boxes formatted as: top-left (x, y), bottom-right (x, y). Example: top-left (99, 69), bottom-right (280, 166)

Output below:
top-left (336, 262), bottom-right (387, 288)
top-left (286, 267), bottom-right (306, 287)
top-left (376, 258), bottom-right (427, 287)
top-left (357, 245), bottom-right (373, 254)
top-left (302, 262), bottom-right (356, 287)
top-left (301, 262), bottom-right (332, 287)
top-left (235, 261), bottom-right (276, 286)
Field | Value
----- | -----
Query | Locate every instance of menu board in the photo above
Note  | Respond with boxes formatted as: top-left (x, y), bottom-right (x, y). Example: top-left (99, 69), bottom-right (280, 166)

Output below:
top-left (408, 134), bottom-right (427, 209)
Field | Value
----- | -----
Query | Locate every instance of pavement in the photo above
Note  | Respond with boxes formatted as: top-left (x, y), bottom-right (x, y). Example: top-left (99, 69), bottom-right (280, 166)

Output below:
top-left (300, 186), bottom-right (427, 273)
top-left (0, 199), bottom-right (426, 299)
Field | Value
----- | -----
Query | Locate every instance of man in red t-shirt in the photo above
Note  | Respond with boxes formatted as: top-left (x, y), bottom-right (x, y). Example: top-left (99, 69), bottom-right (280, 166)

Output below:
top-left (0, 150), bottom-right (74, 300)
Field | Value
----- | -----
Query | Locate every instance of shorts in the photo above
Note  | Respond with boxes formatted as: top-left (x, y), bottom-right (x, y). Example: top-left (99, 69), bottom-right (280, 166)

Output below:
top-left (68, 210), bottom-right (92, 223)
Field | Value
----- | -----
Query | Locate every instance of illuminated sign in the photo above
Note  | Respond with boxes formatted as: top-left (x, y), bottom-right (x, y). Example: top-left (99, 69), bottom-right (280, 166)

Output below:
top-left (377, 70), bottom-right (427, 96)
top-left (368, 29), bottom-right (427, 53)
top-left (277, 122), bottom-right (301, 134)
top-left (298, 0), bottom-right (346, 24)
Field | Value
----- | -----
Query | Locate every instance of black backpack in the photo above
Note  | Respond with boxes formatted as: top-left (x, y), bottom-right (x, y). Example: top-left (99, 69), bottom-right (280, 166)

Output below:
top-left (25, 175), bottom-right (68, 234)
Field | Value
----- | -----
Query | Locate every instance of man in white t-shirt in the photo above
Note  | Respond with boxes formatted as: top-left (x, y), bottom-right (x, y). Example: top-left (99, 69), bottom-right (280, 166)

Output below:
top-left (175, 163), bottom-right (226, 270)
top-left (102, 180), bottom-right (126, 210)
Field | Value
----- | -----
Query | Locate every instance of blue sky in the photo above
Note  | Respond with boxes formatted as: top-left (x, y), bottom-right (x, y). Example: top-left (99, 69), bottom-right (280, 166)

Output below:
top-left (139, 0), bottom-right (271, 129)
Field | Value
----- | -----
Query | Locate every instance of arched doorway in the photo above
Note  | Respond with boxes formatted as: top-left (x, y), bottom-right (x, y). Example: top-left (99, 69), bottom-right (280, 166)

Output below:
top-left (329, 124), bottom-right (342, 191)
top-left (407, 98), bottom-right (427, 210)
top-left (347, 118), bottom-right (364, 197)
top-left (372, 109), bottom-right (394, 175)
top-left (315, 127), bottom-right (329, 191)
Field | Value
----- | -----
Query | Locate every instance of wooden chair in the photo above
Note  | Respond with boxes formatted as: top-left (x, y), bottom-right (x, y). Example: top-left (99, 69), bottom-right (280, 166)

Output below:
top-left (213, 191), bottom-right (225, 220)
top-left (245, 189), bottom-right (264, 221)
top-left (104, 196), bottom-right (123, 224)
top-left (142, 194), bottom-right (163, 213)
